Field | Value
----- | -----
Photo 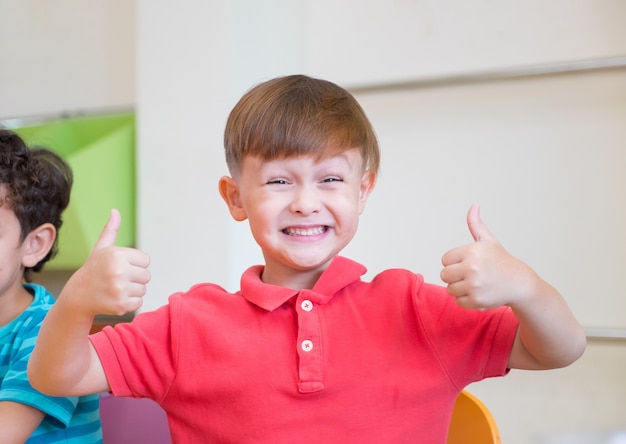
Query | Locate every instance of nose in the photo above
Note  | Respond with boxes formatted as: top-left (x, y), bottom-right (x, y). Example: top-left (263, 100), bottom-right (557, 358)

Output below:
top-left (289, 184), bottom-right (321, 215)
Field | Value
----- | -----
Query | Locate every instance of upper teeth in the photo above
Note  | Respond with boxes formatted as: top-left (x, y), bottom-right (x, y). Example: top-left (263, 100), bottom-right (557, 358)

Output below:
top-left (284, 226), bottom-right (326, 236)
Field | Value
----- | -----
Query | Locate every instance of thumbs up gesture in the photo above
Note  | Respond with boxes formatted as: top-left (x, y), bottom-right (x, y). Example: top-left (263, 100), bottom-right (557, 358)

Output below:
top-left (59, 209), bottom-right (151, 316)
top-left (440, 204), bottom-right (535, 310)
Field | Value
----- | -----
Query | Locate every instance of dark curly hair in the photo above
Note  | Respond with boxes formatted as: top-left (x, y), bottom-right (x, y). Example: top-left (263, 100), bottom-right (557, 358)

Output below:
top-left (0, 129), bottom-right (73, 281)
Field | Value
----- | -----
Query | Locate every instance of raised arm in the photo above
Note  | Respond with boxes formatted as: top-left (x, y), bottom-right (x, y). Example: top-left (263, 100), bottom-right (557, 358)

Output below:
top-left (28, 209), bottom-right (151, 396)
top-left (440, 204), bottom-right (586, 370)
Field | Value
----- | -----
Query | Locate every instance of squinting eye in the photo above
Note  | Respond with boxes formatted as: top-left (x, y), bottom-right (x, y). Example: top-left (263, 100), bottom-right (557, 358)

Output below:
top-left (323, 177), bottom-right (342, 183)
top-left (267, 179), bottom-right (288, 185)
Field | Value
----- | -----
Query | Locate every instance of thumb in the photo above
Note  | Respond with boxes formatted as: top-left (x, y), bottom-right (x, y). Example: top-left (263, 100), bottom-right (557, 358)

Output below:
top-left (92, 209), bottom-right (121, 252)
top-left (466, 204), bottom-right (495, 242)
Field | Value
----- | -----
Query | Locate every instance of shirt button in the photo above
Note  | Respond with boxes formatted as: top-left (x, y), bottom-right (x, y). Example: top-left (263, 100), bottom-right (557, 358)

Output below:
top-left (301, 300), bottom-right (313, 312)
top-left (301, 340), bottom-right (314, 352)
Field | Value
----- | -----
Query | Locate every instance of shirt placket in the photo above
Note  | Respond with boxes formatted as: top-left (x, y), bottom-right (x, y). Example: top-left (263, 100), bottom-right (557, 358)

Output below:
top-left (295, 291), bottom-right (324, 393)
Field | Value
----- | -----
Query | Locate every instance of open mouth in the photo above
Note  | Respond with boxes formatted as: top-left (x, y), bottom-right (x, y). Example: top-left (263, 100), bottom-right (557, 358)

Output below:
top-left (282, 226), bottom-right (328, 236)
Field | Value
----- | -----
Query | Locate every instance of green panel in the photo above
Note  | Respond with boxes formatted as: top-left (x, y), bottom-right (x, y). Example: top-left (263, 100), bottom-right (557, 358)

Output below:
top-left (14, 122), bottom-right (78, 157)
top-left (12, 113), bottom-right (136, 270)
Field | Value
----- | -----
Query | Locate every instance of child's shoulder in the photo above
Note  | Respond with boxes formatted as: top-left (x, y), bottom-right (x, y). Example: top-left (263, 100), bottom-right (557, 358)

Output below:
top-left (370, 267), bottom-right (426, 286)
top-left (181, 282), bottom-right (230, 296)
top-left (19, 283), bottom-right (56, 319)
top-left (366, 267), bottom-right (449, 298)
top-left (2, 285), bottom-right (54, 338)
top-left (168, 282), bottom-right (234, 306)
top-left (23, 283), bottom-right (56, 305)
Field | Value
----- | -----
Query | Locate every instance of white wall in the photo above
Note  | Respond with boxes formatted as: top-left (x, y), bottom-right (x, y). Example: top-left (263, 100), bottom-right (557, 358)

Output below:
top-left (304, 0), bottom-right (626, 87)
top-left (135, 0), bottom-right (306, 308)
top-left (349, 69), bottom-right (626, 330)
top-left (0, 0), bottom-right (136, 120)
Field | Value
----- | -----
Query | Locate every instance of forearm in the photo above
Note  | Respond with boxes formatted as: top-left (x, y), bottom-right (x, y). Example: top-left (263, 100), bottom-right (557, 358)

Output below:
top-left (27, 300), bottom-right (104, 397)
top-left (509, 278), bottom-right (586, 369)
top-left (28, 210), bottom-right (148, 396)
top-left (0, 401), bottom-right (45, 444)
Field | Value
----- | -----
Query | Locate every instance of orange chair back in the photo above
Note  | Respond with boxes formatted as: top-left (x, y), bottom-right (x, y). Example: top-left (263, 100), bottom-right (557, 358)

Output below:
top-left (447, 390), bottom-right (501, 444)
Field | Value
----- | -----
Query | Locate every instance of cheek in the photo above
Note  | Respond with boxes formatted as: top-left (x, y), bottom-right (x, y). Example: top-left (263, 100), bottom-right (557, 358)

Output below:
top-left (335, 195), bottom-right (363, 228)
top-left (245, 194), bottom-right (275, 217)
top-left (245, 199), bottom-right (278, 233)
top-left (346, 188), bottom-right (366, 212)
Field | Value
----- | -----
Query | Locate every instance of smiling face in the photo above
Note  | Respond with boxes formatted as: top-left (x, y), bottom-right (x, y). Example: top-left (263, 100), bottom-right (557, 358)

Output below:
top-left (220, 149), bottom-right (375, 289)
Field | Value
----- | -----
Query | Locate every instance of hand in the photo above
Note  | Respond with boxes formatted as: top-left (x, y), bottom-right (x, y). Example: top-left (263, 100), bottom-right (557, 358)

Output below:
top-left (59, 209), bottom-right (151, 316)
top-left (440, 204), bottom-right (535, 310)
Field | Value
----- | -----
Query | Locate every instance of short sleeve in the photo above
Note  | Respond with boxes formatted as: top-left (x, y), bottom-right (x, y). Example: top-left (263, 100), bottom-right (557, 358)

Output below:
top-left (413, 282), bottom-right (519, 388)
top-left (90, 297), bottom-right (181, 401)
top-left (0, 311), bottom-right (79, 428)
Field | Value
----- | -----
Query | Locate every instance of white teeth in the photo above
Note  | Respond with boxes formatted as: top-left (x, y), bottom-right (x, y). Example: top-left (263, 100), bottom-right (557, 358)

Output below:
top-left (283, 226), bottom-right (327, 236)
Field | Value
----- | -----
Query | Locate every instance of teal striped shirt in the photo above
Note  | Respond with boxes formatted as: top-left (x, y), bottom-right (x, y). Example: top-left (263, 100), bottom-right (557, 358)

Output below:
top-left (0, 283), bottom-right (102, 443)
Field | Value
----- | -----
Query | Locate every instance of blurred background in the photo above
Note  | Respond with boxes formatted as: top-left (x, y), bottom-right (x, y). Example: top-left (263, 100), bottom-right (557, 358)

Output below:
top-left (1, 1), bottom-right (624, 442)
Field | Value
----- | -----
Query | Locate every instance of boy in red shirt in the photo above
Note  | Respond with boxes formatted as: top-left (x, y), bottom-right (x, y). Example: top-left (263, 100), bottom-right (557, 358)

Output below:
top-left (29, 75), bottom-right (585, 443)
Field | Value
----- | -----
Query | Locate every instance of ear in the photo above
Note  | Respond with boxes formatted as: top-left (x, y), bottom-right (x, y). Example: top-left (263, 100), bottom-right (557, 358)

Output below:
top-left (219, 176), bottom-right (248, 221)
top-left (358, 171), bottom-right (377, 214)
top-left (22, 223), bottom-right (56, 268)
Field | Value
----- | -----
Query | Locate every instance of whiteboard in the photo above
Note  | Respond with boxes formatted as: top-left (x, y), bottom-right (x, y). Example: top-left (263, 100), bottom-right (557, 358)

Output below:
top-left (342, 68), bottom-right (626, 330)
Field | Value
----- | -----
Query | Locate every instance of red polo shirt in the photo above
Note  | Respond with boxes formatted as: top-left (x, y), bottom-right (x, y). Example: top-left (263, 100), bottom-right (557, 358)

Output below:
top-left (91, 256), bottom-right (518, 443)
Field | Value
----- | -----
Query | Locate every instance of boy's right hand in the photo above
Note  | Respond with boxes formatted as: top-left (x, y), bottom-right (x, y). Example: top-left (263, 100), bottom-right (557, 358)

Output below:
top-left (59, 209), bottom-right (151, 317)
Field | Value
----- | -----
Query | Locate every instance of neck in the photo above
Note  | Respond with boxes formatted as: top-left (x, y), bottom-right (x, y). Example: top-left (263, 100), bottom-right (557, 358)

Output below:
top-left (261, 267), bottom-right (323, 290)
top-left (0, 281), bottom-right (34, 327)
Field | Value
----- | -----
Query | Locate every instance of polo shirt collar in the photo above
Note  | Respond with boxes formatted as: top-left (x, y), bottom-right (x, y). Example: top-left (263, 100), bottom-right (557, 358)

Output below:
top-left (240, 256), bottom-right (367, 312)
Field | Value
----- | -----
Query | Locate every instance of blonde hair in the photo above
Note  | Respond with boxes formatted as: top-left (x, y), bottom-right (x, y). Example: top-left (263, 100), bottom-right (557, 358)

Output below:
top-left (224, 75), bottom-right (380, 176)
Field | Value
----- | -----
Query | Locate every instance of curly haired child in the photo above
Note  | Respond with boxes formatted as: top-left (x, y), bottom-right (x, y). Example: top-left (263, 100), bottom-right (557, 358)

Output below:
top-left (0, 129), bottom-right (102, 443)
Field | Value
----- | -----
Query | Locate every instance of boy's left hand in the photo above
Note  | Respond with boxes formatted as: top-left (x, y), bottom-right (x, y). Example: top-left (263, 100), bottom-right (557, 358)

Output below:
top-left (440, 204), bottom-right (536, 310)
